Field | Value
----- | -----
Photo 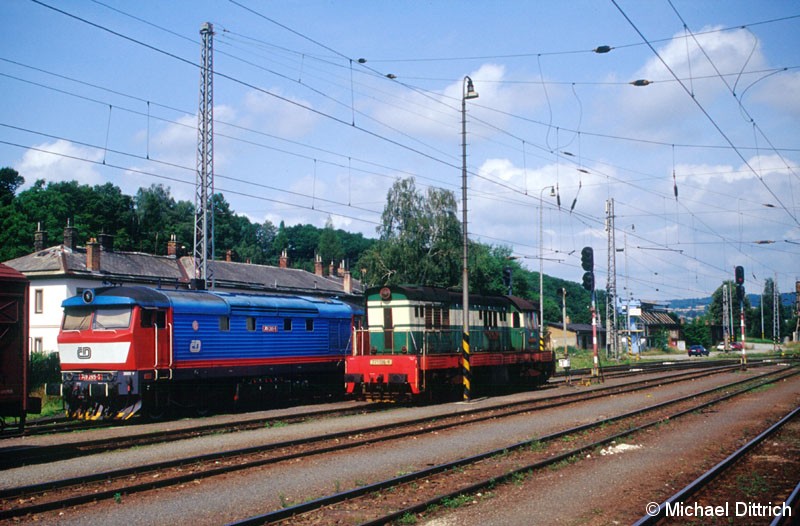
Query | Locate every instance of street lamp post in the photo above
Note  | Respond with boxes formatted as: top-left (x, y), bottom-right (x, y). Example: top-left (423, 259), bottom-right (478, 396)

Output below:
top-left (461, 76), bottom-right (478, 402)
top-left (539, 185), bottom-right (556, 352)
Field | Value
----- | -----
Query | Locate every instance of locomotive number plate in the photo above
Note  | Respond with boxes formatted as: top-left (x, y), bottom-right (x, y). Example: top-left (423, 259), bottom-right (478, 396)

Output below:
top-left (369, 359), bottom-right (393, 365)
top-left (78, 373), bottom-right (103, 382)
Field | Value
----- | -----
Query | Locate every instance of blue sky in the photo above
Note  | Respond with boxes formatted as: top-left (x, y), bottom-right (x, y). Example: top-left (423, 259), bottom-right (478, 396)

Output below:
top-left (2, 0), bottom-right (799, 301)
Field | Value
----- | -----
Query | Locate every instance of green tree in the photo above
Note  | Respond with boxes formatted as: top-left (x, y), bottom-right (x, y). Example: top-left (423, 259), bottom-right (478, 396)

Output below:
top-left (0, 167), bottom-right (23, 206)
top-left (683, 317), bottom-right (712, 347)
top-left (318, 216), bottom-right (344, 268)
top-left (134, 184), bottom-right (190, 254)
top-left (707, 280), bottom-right (753, 338)
top-left (360, 177), bottom-right (461, 286)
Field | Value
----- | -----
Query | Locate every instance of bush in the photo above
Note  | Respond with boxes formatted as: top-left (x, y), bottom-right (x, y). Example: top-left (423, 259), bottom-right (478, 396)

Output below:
top-left (29, 351), bottom-right (61, 389)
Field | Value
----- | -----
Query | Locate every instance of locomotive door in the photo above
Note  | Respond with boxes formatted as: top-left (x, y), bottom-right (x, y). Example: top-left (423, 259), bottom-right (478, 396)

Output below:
top-left (383, 307), bottom-right (393, 352)
top-left (142, 308), bottom-right (170, 379)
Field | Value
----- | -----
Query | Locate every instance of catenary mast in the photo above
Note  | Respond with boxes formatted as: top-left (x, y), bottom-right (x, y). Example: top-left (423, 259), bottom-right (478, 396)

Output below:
top-left (193, 22), bottom-right (215, 289)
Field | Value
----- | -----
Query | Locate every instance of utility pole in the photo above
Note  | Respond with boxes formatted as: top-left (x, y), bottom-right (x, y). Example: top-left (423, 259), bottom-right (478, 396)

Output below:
top-left (557, 287), bottom-right (570, 383)
top-left (735, 266), bottom-right (746, 370)
top-left (773, 277), bottom-right (780, 354)
top-left (193, 22), bottom-right (215, 290)
top-left (722, 283), bottom-right (730, 351)
top-left (605, 199), bottom-right (618, 359)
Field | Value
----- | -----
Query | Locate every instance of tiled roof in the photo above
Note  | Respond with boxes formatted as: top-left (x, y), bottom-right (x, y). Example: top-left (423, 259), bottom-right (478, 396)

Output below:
top-left (183, 257), bottom-right (363, 296)
top-left (4, 245), bottom-right (361, 299)
top-left (639, 310), bottom-right (678, 326)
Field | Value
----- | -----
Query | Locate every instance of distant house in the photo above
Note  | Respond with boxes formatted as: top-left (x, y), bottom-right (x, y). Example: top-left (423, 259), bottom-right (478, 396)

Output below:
top-left (638, 302), bottom-right (681, 349)
top-left (546, 321), bottom-right (607, 352)
top-left (3, 225), bottom-right (363, 354)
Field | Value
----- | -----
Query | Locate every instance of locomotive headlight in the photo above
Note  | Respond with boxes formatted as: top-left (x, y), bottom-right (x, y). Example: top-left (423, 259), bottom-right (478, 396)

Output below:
top-left (82, 289), bottom-right (94, 303)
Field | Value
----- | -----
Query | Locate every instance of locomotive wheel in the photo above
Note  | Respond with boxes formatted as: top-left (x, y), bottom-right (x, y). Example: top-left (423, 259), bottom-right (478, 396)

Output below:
top-left (194, 385), bottom-right (212, 417)
top-left (143, 388), bottom-right (168, 420)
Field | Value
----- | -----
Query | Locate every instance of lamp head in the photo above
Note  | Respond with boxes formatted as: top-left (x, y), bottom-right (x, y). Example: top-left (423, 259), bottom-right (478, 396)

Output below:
top-left (464, 76), bottom-right (479, 99)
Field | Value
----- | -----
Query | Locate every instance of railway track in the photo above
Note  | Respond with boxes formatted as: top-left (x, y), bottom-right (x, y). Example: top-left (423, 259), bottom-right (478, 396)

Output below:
top-left (0, 363), bottom-right (792, 521)
top-left (1, 356), bottom-right (781, 442)
top-left (0, 361), bottom-right (752, 469)
top-left (0, 401), bottom-right (388, 469)
top-left (228, 365), bottom-right (800, 525)
top-left (633, 405), bottom-right (800, 525)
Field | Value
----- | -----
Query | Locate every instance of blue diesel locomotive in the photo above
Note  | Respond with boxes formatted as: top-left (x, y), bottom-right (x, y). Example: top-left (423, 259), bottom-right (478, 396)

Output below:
top-left (51, 286), bottom-right (359, 419)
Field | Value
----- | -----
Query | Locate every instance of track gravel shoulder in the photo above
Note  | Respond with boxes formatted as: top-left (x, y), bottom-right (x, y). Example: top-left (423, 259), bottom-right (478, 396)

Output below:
top-left (420, 374), bottom-right (800, 526)
top-left (3, 366), bottom-right (791, 525)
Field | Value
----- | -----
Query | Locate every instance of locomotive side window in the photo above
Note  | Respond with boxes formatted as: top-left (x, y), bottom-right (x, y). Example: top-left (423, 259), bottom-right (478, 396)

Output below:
top-left (94, 307), bottom-right (132, 330)
top-left (219, 316), bottom-right (230, 331)
top-left (284, 319), bottom-right (292, 331)
top-left (246, 317), bottom-right (256, 332)
top-left (62, 307), bottom-right (92, 330)
top-left (141, 309), bottom-right (166, 328)
top-left (306, 319), bottom-right (314, 331)
top-left (513, 312), bottom-right (520, 328)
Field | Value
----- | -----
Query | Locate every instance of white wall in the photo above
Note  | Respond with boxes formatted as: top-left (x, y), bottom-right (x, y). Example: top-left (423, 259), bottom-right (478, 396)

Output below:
top-left (29, 278), bottom-right (97, 354)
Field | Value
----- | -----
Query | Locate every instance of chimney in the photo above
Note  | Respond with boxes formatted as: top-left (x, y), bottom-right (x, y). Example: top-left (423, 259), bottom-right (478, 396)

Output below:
top-left (86, 238), bottom-right (101, 271)
top-left (226, 249), bottom-right (234, 262)
top-left (338, 260), bottom-right (346, 277)
top-left (167, 234), bottom-right (177, 257)
top-left (328, 261), bottom-right (335, 277)
top-left (343, 270), bottom-right (352, 294)
top-left (98, 233), bottom-right (114, 252)
top-left (34, 223), bottom-right (48, 252)
top-left (63, 220), bottom-right (77, 250)
top-left (279, 249), bottom-right (289, 269)
top-left (314, 253), bottom-right (323, 277)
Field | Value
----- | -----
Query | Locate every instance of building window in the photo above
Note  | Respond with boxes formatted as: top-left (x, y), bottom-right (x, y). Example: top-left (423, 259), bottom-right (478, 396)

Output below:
top-left (34, 289), bottom-right (43, 314)
top-left (33, 337), bottom-right (43, 353)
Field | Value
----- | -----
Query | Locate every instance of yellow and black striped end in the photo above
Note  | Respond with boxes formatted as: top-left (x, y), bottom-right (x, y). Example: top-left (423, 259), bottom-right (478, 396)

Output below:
top-left (462, 331), bottom-right (471, 400)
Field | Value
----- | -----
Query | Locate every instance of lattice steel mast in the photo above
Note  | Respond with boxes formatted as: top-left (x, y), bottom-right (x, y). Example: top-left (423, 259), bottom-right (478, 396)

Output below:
top-left (605, 198), bottom-right (618, 359)
top-left (193, 22), bottom-right (215, 289)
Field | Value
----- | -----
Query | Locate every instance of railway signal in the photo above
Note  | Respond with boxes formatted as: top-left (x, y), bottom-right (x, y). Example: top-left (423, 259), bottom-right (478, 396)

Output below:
top-left (582, 272), bottom-right (594, 291)
top-left (734, 266), bottom-right (747, 369)
top-left (580, 246), bottom-right (601, 380)
top-left (581, 246), bottom-right (593, 271)
top-left (502, 266), bottom-right (513, 295)
top-left (581, 246), bottom-right (594, 292)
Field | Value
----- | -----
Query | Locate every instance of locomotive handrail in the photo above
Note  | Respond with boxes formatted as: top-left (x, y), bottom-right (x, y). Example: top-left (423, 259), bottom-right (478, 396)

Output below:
top-left (153, 320), bottom-right (159, 381)
top-left (167, 322), bottom-right (173, 380)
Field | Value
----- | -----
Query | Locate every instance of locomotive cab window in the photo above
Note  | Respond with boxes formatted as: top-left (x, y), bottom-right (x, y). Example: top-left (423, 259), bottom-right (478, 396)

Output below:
top-left (219, 316), bottom-right (230, 331)
top-left (246, 316), bottom-right (256, 332)
top-left (284, 319), bottom-right (292, 331)
top-left (306, 319), bottom-right (314, 331)
top-left (62, 307), bottom-right (92, 331)
top-left (94, 307), bottom-right (132, 330)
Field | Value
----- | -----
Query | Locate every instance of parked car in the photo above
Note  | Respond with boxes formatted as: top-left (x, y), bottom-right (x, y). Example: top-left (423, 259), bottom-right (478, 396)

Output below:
top-left (716, 341), bottom-right (744, 352)
top-left (688, 345), bottom-right (709, 356)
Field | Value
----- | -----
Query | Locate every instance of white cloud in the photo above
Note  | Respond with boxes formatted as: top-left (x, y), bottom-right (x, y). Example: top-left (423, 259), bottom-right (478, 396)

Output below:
top-left (16, 139), bottom-right (105, 188)
top-left (239, 89), bottom-right (319, 138)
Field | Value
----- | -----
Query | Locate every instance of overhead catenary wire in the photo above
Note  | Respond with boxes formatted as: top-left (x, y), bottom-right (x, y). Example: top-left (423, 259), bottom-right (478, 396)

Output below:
top-left (10, 0), bottom-right (797, 299)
